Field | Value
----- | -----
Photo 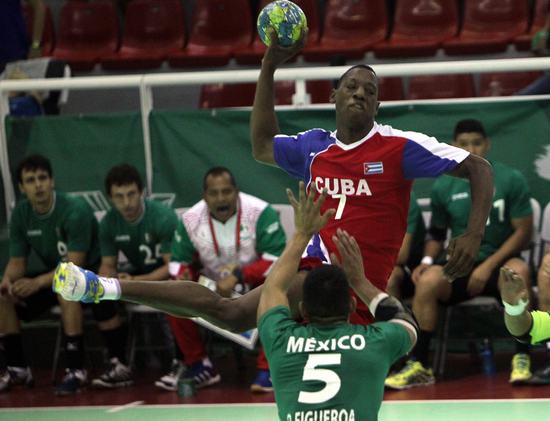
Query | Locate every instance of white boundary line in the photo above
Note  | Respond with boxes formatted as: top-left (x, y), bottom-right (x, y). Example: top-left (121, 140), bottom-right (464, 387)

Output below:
top-left (2, 398), bottom-right (550, 411)
top-left (106, 400), bottom-right (144, 413)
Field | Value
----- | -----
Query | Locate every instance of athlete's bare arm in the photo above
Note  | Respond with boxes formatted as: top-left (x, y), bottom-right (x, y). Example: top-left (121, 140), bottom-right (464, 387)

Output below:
top-left (445, 154), bottom-right (493, 279)
top-left (250, 30), bottom-right (306, 165)
top-left (257, 184), bottom-right (334, 321)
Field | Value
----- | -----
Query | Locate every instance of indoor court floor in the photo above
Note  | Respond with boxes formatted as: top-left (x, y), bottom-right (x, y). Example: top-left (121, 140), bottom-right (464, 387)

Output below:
top-left (2, 399), bottom-right (550, 421)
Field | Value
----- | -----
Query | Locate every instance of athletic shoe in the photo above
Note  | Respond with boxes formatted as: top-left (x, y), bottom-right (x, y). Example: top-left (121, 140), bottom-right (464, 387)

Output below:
top-left (0, 366), bottom-right (33, 392)
top-left (55, 368), bottom-right (88, 395)
top-left (529, 363), bottom-right (550, 385)
top-left (250, 369), bottom-right (273, 393)
top-left (154, 359), bottom-right (186, 391)
top-left (53, 262), bottom-right (104, 303)
top-left (510, 353), bottom-right (532, 384)
top-left (182, 358), bottom-right (221, 389)
top-left (384, 360), bottom-right (435, 390)
top-left (92, 358), bottom-right (133, 389)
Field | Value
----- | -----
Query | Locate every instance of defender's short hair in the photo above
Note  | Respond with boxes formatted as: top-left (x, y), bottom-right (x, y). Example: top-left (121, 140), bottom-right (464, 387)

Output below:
top-left (302, 265), bottom-right (351, 319)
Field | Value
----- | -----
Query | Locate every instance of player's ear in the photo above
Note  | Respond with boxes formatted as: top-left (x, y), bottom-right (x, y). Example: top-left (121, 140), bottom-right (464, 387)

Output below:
top-left (298, 301), bottom-right (307, 319)
top-left (329, 89), bottom-right (336, 104)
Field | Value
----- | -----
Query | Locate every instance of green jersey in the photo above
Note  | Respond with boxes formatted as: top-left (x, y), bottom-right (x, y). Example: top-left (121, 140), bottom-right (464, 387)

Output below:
top-left (9, 192), bottom-right (100, 269)
top-left (431, 160), bottom-right (532, 262)
top-left (259, 306), bottom-right (411, 421)
top-left (407, 191), bottom-right (426, 268)
top-left (99, 199), bottom-right (177, 274)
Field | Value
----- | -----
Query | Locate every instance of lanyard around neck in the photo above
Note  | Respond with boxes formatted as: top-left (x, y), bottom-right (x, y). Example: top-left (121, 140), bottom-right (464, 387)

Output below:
top-left (207, 199), bottom-right (241, 257)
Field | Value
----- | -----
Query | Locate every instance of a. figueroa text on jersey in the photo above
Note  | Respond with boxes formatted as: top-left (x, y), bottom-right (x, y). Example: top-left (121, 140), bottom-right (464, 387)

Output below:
top-left (288, 408), bottom-right (356, 421)
top-left (314, 177), bottom-right (372, 196)
top-left (286, 335), bottom-right (366, 353)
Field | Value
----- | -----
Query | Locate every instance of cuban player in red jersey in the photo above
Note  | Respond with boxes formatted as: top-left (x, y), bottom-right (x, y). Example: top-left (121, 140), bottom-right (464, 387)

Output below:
top-left (50, 31), bottom-right (494, 337)
top-left (250, 30), bottom-right (494, 322)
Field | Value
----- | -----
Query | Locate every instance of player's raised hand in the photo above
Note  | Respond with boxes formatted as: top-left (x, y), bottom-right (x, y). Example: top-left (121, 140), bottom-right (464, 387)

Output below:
top-left (499, 266), bottom-right (529, 306)
top-left (331, 229), bottom-right (365, 288)
top-left (286, 181), bottom-right (334, 237)
top-left (263, 26), bottom-right (308, 68)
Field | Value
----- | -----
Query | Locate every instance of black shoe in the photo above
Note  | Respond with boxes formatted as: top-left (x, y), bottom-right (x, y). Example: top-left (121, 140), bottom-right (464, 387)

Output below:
top-left (55, 369), bottom-right (87, 395)
top-left (529, 364), bottom-right (550, 385)
top-left (92, 358), bottom-right (133, 389)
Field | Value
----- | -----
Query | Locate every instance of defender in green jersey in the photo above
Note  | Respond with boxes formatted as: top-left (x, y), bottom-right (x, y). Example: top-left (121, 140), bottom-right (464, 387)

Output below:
top-left (94, 164), bottom-right (178, 389)
top-left (386, 191), bottom-right (426, 300)
top-left (0, 155), bottom-right (122, 395)
top-left (386, 119), bottom-right (534, 390)
top-left (257, 182), bottom-right (417, 421)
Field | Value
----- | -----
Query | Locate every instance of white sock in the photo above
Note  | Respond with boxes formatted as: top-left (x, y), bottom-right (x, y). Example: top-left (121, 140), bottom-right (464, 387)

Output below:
top-left (98, 276), bottom-right (121, 300)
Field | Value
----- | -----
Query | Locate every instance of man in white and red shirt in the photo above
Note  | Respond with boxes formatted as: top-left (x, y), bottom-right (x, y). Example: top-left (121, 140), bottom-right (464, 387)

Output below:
top-left (162, 166), bottom-right (286, 393)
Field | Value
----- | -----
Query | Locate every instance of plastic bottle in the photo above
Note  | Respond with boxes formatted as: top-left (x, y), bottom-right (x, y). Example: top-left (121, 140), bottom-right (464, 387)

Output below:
top-left (480, 338), bottom-right (496, 376)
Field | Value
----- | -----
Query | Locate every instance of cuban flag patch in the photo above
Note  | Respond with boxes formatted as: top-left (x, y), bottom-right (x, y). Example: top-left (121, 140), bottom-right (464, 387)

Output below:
top-left (364, 162), bottom-right (384, 175)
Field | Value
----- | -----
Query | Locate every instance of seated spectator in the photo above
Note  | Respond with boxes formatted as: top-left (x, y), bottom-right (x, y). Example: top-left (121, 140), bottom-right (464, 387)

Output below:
top-left (165, 167), bottom-right (286, 393)
top-left (95, 163), bottom-right (178, 388)
top-left (386, 191), bottom-right (426, 300)
top-left (0, 154), bottom-right (128, 395)
top-left (385, 119), bottom-right (534, 389)
top-left (516, 2), bottom-right (550, 95)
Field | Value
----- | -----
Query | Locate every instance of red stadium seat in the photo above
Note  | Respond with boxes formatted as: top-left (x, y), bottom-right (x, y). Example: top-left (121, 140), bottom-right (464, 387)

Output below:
top-left (515, 0), bottom-right (550, 51)
top-left (303, 0), bottom-right (388, 62)
top-left (378, 77), bottom-right (405, 101)
top-left (408, 74), bottom-right (476, 99)
top-left (52, 0), bottom-right (119, 71)
top-left (199, 80), bottom-right (333, 108)
top-left (373, 0), bottom-right (458, 58)
top-left (443, 0), bottom-right (529, 55)
top-left (102, 0), bottom-right (186, 70)
top-left (168, 0), bottom-right (253, 68)
top-left (479, 71), bottom-right (544, 96)
top-left (22, 2), bottom-right (55, 56)
top-left (234, 0), bottom-right (320, 65)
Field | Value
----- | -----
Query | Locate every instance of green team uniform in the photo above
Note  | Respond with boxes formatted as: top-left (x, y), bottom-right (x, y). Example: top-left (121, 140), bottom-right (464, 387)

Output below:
top-left (406, 191), bottom-right (426, 268)
top-left (9, 192), bottom-right (100, 270)
top-left (430, 160), bottom-right (532, 263)
top-left (259, 306), bottom-right (411, 421)
top-left (99, 199), bottom-right (177, 274)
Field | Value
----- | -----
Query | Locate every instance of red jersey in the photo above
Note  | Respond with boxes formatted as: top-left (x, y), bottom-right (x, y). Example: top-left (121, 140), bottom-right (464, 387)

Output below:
top-left (273, 122), bottom-right (469, 312)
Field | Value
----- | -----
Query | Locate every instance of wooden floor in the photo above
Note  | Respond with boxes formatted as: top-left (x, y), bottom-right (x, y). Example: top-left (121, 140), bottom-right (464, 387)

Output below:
top-left (1, 351), bottom-right (550, 408)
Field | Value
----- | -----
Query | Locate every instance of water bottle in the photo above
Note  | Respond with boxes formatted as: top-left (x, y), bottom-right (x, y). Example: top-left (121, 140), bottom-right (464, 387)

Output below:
top-left (480, 338), bottom-right (496, 376)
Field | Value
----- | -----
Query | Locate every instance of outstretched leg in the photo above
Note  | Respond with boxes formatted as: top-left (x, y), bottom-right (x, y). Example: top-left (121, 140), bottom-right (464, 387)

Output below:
top-left (54, 263), bottom-right (306, 333)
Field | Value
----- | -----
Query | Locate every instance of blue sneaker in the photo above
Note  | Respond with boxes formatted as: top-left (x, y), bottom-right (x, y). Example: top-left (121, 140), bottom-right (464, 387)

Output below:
top-left (182, 358), bottom-right (220, 389)
top-left (53, 262), bottom-right (104, 303)
top-left (55, 369), bottom-right (87, 395)
top-left (250, 369), bottom-right (273, 393)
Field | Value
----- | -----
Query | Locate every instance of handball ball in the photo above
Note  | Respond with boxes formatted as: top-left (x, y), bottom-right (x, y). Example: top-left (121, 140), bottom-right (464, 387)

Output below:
top-left (257, 1), bottom-right (307, 47)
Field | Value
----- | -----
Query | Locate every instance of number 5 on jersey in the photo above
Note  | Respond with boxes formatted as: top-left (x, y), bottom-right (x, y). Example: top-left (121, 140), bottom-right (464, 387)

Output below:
top-left (298, 353), bottom-right (342, 404)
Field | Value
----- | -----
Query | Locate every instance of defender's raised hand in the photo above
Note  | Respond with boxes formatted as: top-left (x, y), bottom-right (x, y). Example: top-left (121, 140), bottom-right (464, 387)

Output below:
top-left (286, 181), bottom-right (335, 237)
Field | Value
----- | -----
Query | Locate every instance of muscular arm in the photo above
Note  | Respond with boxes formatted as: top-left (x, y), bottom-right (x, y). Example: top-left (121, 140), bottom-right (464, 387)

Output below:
top-left (250, 30), bottom-right (306, 165)
top-left (250, 59), bottom-right (279, 165)
top-left (445, 154), bottom-right (493, 278)
top-left (396, 233), bottom-right (412, 266)
top-left (257, 232), bottom-right (310, 319)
